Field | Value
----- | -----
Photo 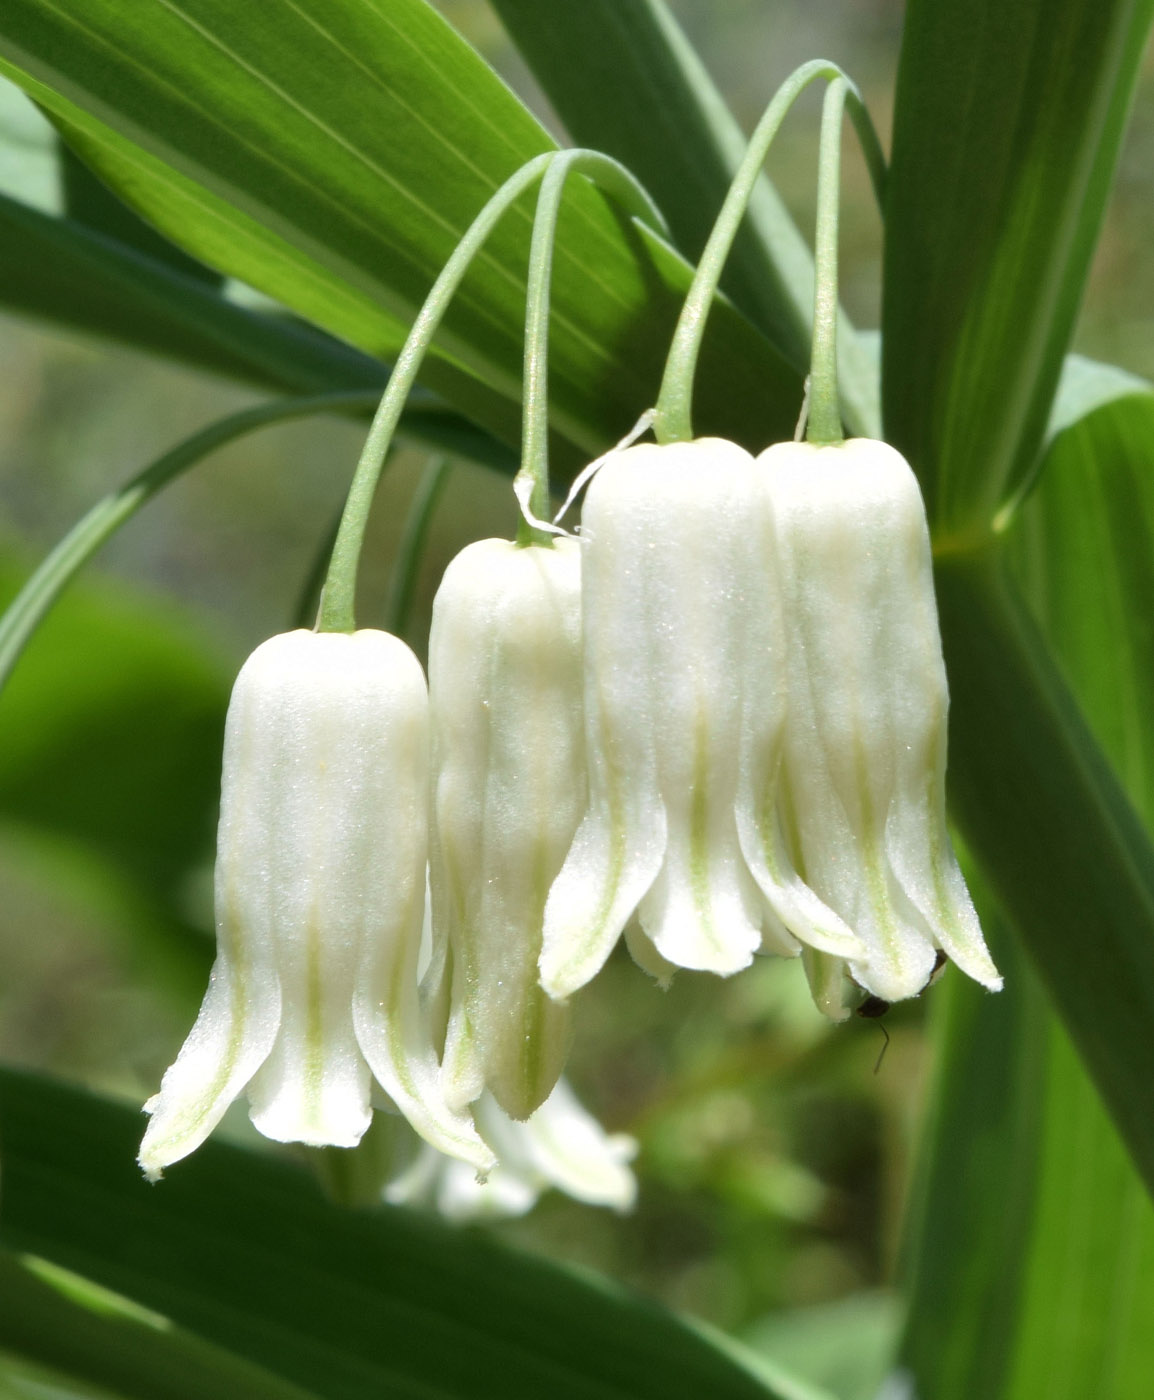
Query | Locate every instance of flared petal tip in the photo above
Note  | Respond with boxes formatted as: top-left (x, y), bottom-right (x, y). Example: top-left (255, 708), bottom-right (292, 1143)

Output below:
top-left (945, 941), bottom-right (1004, 994)
top-left (138, 1154), bottom-right (165, 1185)
top-left (137, 1101), bottom-right (212, 1185)
top-left (537, 943), bottom-right (592, 1003)
top-left (538, 971), bottom-right (577, 1004)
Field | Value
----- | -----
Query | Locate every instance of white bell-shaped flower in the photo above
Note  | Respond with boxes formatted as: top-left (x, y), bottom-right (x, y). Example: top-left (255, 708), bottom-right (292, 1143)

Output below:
top-left (540, 439), bottom-right (863, 1000)
top-left (428, 538), bottom-right (580, 1121)
top-left (385, 1078), bottom-right (637, 1221)
top-left (139, 629), bottom-right (493, 1180)
top-left (759, 438), bottom-right (1002, 1006)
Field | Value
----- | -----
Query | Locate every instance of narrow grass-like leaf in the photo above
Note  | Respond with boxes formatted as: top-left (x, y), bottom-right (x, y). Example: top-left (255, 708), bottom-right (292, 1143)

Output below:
top-left (0, 1070), bottom-right (832, 1400)
top-left (0, 0), bottom-right (803, 464)
top-left (883, 0), bottom-right (1154, 536)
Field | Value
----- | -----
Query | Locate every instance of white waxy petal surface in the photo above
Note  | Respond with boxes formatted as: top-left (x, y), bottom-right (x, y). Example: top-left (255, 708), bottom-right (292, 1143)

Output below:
top-left (542, 439), bottom-right (782, 996)
top-left (541, 438), bottom-right (863, 997)
top-left (428, 539), bottom-right (580, 1121)
top-left (759, 439), bottom-right (1002, 1004)
top-left (140, 629), bottom-right (492, 1180)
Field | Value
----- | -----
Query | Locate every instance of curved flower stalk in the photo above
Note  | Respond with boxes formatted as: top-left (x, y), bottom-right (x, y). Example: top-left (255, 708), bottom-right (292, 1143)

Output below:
top-left (139, 629), bottom-right (493, 1181)
top-left (429, 537), bottom-right (582, 1121)
top-left (385, 1078), bottom-right (637, 1221)
top-left (759, 438), bottom-right (1002, 1008)
top-left (540, 438), bottom-right (864, 1000)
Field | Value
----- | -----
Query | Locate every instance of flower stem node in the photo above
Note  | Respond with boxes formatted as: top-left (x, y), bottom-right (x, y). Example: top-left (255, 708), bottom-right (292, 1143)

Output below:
top-left (428, 538), bottom-right (582, 1122)
top-left (759, 438), bottom-right (1002, 1008)
top-left (539, 438), bottom-right (865, 1001)
top-left (139, 628), bottom-right (494, 1182)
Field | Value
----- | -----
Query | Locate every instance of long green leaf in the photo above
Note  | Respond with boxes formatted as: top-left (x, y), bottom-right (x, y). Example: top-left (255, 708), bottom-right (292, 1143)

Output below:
top-left (1013, 386), bottom-right (1154, 807)
top-left (0, 1253), bottom-right (316, 1400)
top-left (902, 384), bottom-right (1154, 1396)
top-left (899, 925), bottom-right (1047, 1398)
top-left (882, 0), bottom-right (1154, 536)
top-left (57, 134), bottom-right (222, 287)
top-left (490, 0), bottom-right (879, 438)
top-left (0, 191), bottom-right (384, 396)
top-left (1042, 353), bottom-right (1152, 450)
top-left (0, 0), bottom-right (803, 467)
top-left (934, 551), bottom-right (1154, 1196)
top-left (902, 923), bottom-right (1154, 1399)
top-left (0, 1070), bottom-right (832, 1400)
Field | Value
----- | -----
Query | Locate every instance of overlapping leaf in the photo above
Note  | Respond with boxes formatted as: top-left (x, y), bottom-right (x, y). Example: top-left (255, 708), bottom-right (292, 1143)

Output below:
top-left (491, 0), bottom-right (880, 437)
top-left (902, 376), bottom-right (1154, 1397)
top-left (883, 0), bottom-right (1154, 535)
top-left (883, 0), bottom-right (1154, 1195)
top-left (0, 1070), bottom-right (834, 1400)
top-left (0, 0), bottom-right (804, 471)
top-left (0, 191), bottom-right (384, 397)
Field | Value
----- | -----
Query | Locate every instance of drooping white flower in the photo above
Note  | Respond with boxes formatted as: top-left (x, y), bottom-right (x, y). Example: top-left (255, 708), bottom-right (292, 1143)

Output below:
top-left (385, 1078), bottom-right (637, 1221)
top-left (428, 538), bottom-right (581, 1121)
top-left (139, 629), bottom-right (493, 1181)
top-left (759, 438), bottom-right (1002, 1008)
top-left (539, 439), bottom-right (863, 1000)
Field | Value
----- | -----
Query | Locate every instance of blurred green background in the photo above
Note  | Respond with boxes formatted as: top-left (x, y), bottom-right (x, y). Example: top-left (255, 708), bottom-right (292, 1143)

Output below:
top-left (0, 0), bottom-right (1149, 1380)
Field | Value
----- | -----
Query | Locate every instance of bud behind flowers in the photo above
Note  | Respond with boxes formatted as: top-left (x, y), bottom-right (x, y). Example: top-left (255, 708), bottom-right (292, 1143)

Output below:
top-left (759, 438), bottom-right (1002, 1007)
top-left (139, 629), bottom-right (492, 1180)
top-left (429, 538), bottom-right (581, 1121)
top-left (385, 1078), bottom-right (637, 1221)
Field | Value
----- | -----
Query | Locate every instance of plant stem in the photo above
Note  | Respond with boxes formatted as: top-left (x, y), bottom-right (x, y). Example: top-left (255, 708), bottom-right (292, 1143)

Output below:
top-left (653, 59), bottom-right (886, 445)
top-left (806, 78), bottom-right (848, 446)
top-left (317, 155), bottom-right (553, 632)
top-left (517, 150), bottom-right (668, 546)
top-left (0, 389), bottom-right (380, 696)
top-left (319, 149), bottom-right (663, 623)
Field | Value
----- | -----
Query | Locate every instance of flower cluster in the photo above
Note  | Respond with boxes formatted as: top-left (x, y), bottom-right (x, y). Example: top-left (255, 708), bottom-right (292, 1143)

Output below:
top-left (140, 432), bottom-right (999, 1195)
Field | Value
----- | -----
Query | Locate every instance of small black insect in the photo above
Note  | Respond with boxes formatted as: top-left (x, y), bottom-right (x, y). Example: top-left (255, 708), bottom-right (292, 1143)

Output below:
top-left (853, 950), bottom-right (951, 1073)
top-left (854, 995), bottom-right (891, 1073)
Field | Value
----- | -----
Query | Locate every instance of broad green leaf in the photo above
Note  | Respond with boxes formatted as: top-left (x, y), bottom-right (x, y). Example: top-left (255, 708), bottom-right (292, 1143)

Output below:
top-left (1042, 354), bottom-right (1152, 450)
top-left (0, 0), bottom-right (803, 470)
top-left (1004, 1019), bottom-right (1154, 1397)
top-left (0, 191), bottom-right (386, 398)
top-left (934, 554), bottom-right (1154, 1196)
top-left (882, 0), bottom-right (1154, 537)
top-left (57, 137), bottom-right (222, 288)
top-left (490, 0), bottom-right (880, 437)
top-left (0, 1253), bottom-right (315, 1400)
top-left (924, 379), bottom-right (1154, 1232)
top-left (0, 1070), bottom-right (834, 1400)
top-left (901, 916), bottom-right (1154, 1400)
top-left (1013, 385), bottom-right (1154, 810)
top-left (906, 477), bottom-right (1154, 1400)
